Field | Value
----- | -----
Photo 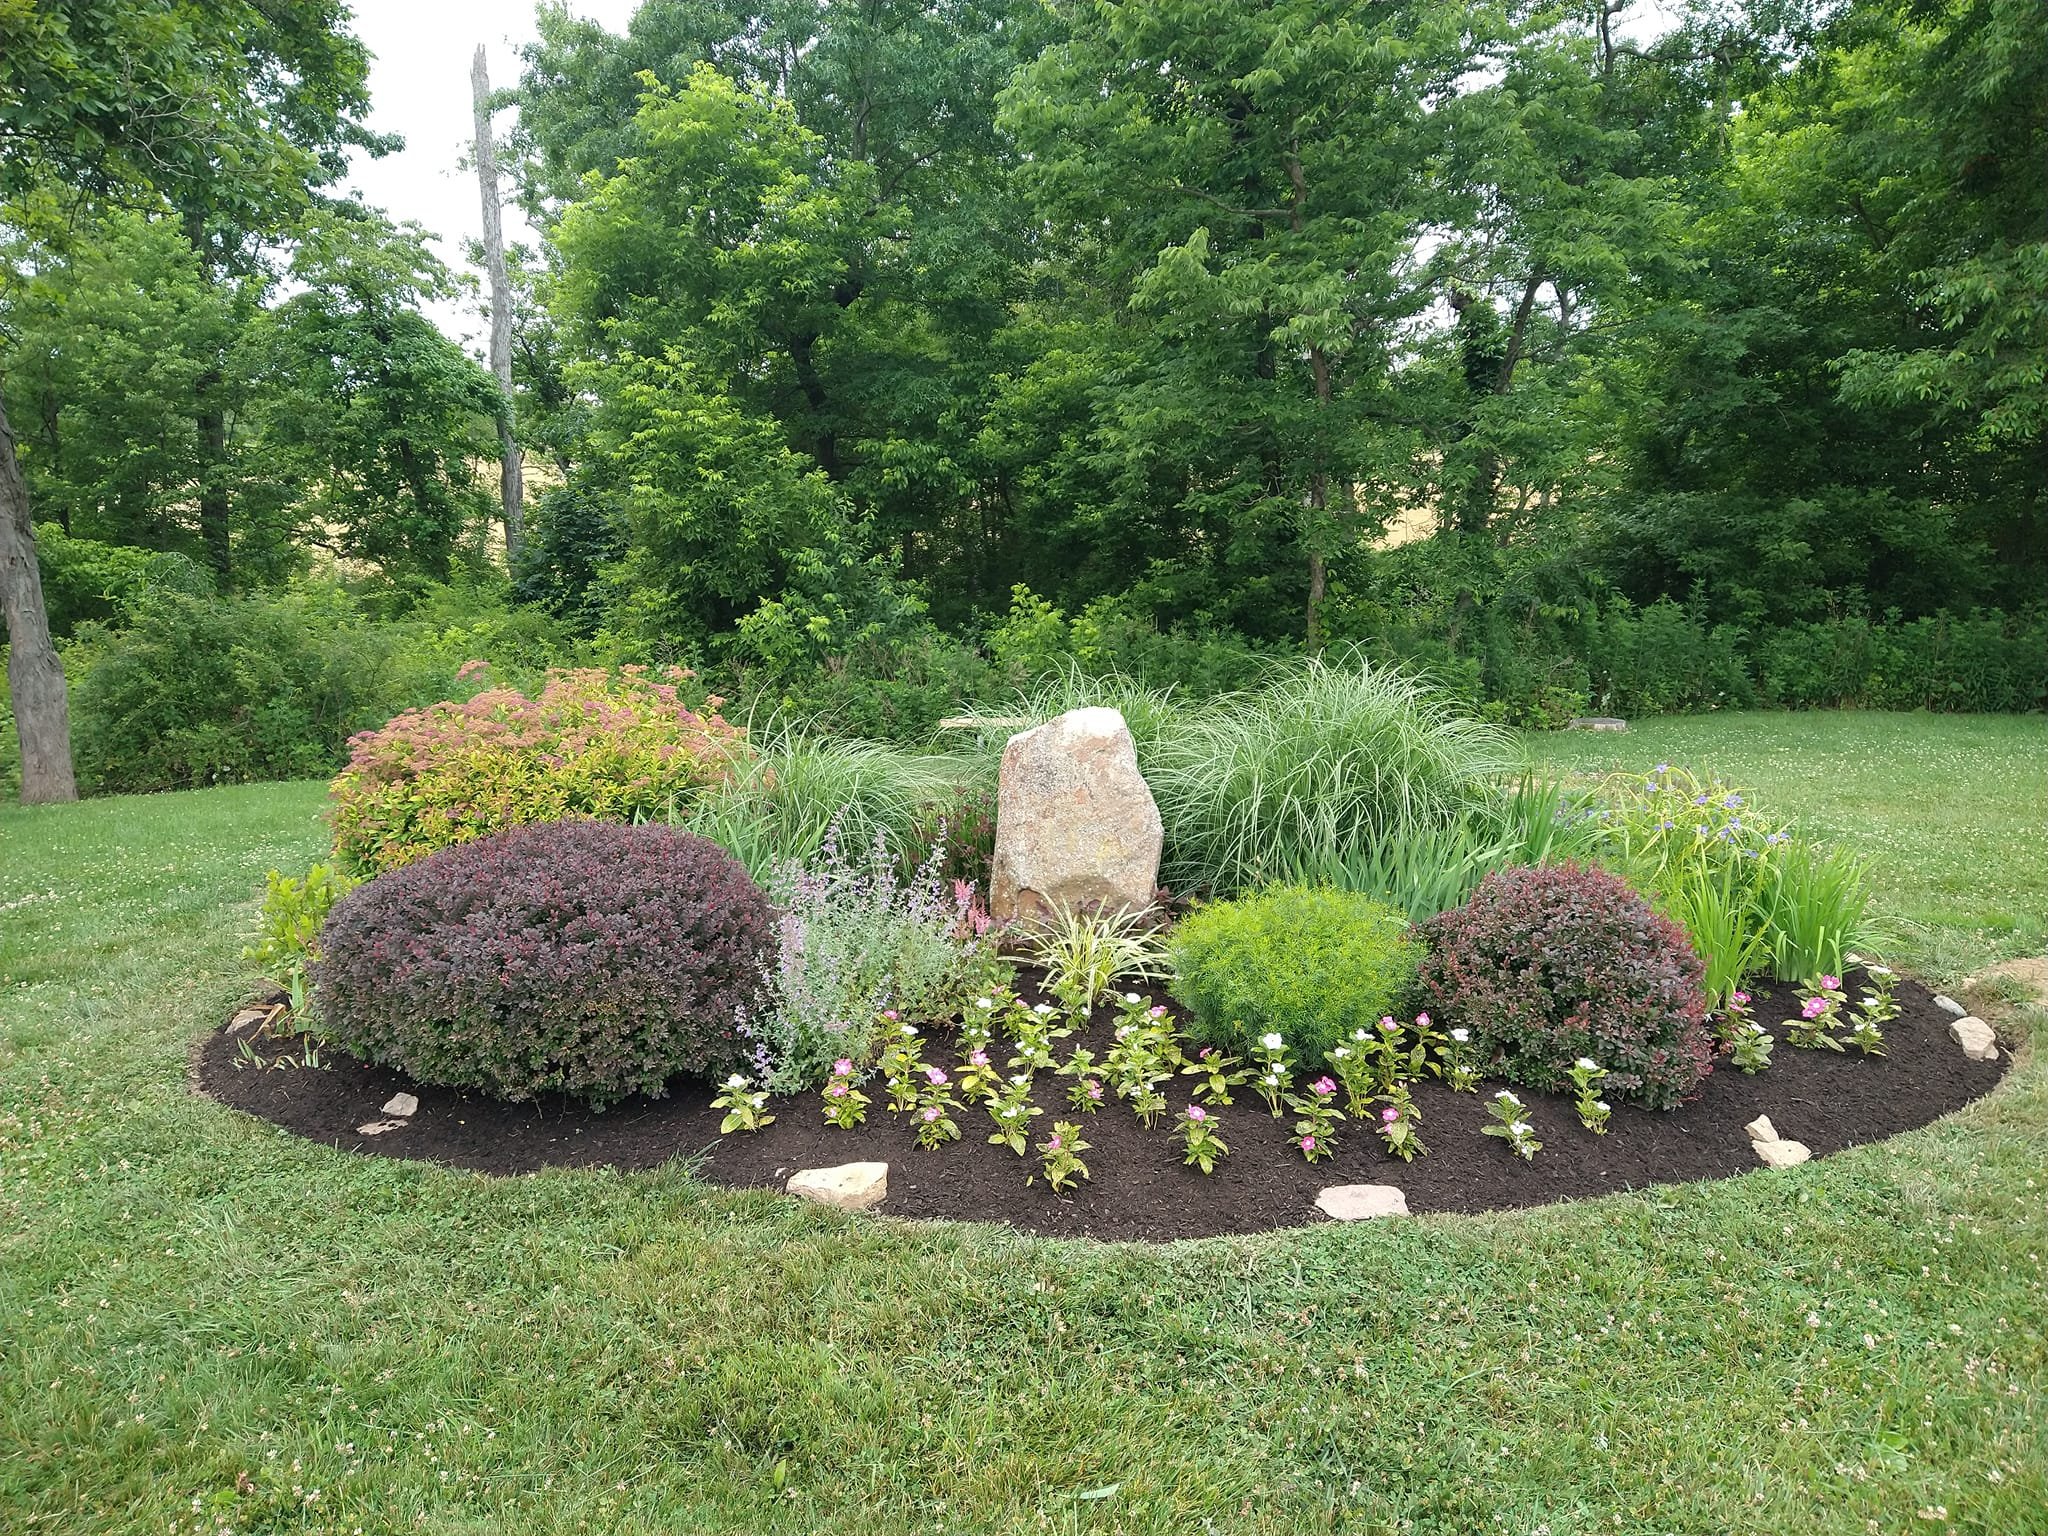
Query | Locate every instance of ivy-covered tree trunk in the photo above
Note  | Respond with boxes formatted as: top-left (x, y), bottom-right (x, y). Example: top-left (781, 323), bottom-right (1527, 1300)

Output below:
top-left (0, 391), bottom-right (79, 803)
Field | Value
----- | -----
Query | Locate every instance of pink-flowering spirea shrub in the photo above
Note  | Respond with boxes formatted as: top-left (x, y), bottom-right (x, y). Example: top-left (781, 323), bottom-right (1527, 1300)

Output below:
top-left (314, 822), bottom-right (773, 1107)
top-left (1417, 862), bottom-right (1713, 1110)
top-left (328, 666), bottom-right (742, 874)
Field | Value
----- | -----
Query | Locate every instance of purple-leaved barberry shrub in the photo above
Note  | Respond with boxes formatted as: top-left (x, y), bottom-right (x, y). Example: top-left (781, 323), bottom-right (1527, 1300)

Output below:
top-left (315, 821), bottom-right (773, 1107)
top-left (1417, 862), bottom-right (1713, 1110)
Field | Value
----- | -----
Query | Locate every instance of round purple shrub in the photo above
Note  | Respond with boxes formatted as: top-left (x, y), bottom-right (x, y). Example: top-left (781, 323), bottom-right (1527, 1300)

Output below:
top-left (1417, 862), bottom-right (1712, 1110)
top-left (314, 821), bottom-right (773, 1107)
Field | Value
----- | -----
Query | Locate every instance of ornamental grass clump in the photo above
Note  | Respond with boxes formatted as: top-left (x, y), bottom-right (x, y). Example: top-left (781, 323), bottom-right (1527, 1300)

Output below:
top-left (329, 667), bottom-right (742, 875)
top-left (1417, 862), bottom-right (1713, 1110)
top-left (314, 821), bottom-right (773, 1108)
top-left (1128, 652), bottom-right (1522, 896)
top-left (1169, 886), bottom-right (1422, 1065)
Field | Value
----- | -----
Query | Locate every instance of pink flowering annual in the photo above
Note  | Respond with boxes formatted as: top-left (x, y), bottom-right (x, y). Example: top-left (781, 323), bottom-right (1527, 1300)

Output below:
top-left (925, 1066), bottom-right (949, 1086)
top-left (1311, 1076), bottom-right (1337, 1097)
top-left (921, 1106), bottom-right (941, 1123)
top-left (833, 1059), bottom-right (854, 1077)
top-left (1380, 1106), bottom-right (1400, 1123)
top-left (1186, 1105), bottom-right (1207, 1121)
top-left (1820, 975), bottom-right (1841, 991)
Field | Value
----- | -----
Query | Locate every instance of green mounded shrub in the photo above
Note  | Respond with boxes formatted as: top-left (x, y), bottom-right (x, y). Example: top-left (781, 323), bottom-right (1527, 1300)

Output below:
top-left (1168, 886), bottom-right (1422, 1062)
top-left (330, 667), bottom-right (742, 874)
top-left (315, 821), bottom-right (773, 1106)
top-left (1417, 862), bottom-right (1713, 1110)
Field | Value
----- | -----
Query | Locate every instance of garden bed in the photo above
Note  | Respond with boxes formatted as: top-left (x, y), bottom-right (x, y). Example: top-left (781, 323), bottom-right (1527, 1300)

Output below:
top-left (198, 967), bottom-right (2006, 1242)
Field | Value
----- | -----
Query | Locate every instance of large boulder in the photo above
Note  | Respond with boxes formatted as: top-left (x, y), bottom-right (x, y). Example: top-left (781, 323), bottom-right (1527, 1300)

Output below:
top-left (989, 707), bottom-right (1163, 924)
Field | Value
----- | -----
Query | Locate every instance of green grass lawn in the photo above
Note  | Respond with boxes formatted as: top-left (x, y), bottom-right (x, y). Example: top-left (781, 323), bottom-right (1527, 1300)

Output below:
top-left (3, 715), bottom-right (2045, 1534)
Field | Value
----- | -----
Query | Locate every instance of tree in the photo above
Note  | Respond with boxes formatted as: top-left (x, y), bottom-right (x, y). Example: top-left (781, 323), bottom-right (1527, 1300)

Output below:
top-left (1002, 0), bottom-right (1499, 647)
top-left (248, 211), bottom-right (502, 585)
top-left (0, 0), bottom-right (379, 801)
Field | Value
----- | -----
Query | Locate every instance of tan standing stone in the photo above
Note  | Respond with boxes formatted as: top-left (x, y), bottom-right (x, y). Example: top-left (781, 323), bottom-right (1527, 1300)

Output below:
top-left (1743, 1114), bottom-right (1779, 1144)
top-left (989, 708), bottom-right (1163, 924)
top-left (381, 1092), bottom-right (420, 1118)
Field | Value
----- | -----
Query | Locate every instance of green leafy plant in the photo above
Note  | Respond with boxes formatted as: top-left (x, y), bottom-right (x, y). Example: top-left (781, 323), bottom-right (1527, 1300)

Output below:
top-left (1169, 886), bottom-right (1422, 1064)
top-left (1023, 904), bottom-right (1170, 1017)
top-left (985, 1072), bottom-right (1042, 1153)
top-left (913, 1066), bottom-right (962, 1149)
top-left (1059, 1048), bottom-right (1105, 1113)
top-left (244, 862), bottom-right (359, 1022)
top-left (713, 1073), bottom-right (775, 1133)
top-left (1007, 999), bottom-right (1071, 1071)
top-left (1760, 841), bottom-right (1872, 985)
top-left (1035, 1122), bottom-right (1091, 1192)
top-left (1288, 1075), bottom-right (1343, 1162)
top-left (1846, 957), bottom-right (1899, 1056)
top-left (1438, 1025), bottom-right (1480, 1091)
top-left (820, 1058), bottom-right (870, 1128)
top-left (1566, 1058), bottom-right (1611, 1135)
top-left (878, 1016), bottom-right (924, 1112)
top-left (1175, 1103), bottom-right (1229, 1173)
top-left (1374, 1085), bottom-right (1425, 1162)
top-left (1183, 1046), bottom-right (1247, 1108)
top-left (1482, 1091), bottom-right (1542, 1161)
top-left (1731, 1019), bottom-right (1776, 1074)
top-left (1247, 1031), bottom-right (1292, 1117)
top-left (1788, 975), bottom-right (1848, 1050)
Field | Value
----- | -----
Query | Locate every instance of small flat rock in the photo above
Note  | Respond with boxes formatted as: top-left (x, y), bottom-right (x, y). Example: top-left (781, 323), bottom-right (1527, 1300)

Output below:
top-left (1565, 717), bottom-right (1628, 732)
top-left (1743, 1114), bottom-right (1779, 1144)
top-left (787, 1161), bottom-right (889, 1213)
top-left (1948, 1016), bottom-right (1999, 1062)
top-left (355, 1120), bottom-right (409, 1137)
top-left (1315, 1184), bottom-right (1410, 1221)
top-left (1753, 1138), bottom-right (1811, 1169)
top-left (1931, 994), bottom-right (1966, 1017)
top-left (228, 1008), bottom-right (269, 1030)
top-left (381, 1092), bottom-right (420, 1118)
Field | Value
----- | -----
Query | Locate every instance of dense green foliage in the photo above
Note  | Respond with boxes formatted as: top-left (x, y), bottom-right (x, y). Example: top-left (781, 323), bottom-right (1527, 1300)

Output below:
top-left (61, 581), bottom-right (573, 794)
top-left (6, 0), bottom-right (2042, 812)
top-left (1170, 887), bottom-right (1422, 1061)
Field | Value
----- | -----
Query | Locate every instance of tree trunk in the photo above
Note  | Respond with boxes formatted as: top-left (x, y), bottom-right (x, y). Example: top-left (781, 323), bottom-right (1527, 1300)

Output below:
top-left (0, 390), bottom-right (79, 803)
top-left (472, 46), bottom-right (522, 565)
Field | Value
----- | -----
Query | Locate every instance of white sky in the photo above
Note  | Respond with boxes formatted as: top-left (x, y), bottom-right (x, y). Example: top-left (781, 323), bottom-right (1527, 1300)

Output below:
top-left (338, 0), bottom-right (640, 347)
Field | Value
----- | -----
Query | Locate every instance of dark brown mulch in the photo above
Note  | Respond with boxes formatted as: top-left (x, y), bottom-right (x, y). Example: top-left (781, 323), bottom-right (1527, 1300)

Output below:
top-left (198, 969), bottom-right (2008, 1242)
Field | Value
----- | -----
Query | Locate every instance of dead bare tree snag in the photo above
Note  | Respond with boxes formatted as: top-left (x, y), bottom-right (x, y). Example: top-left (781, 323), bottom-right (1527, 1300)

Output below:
top-left (472, 44), bottom-right (522, 566)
